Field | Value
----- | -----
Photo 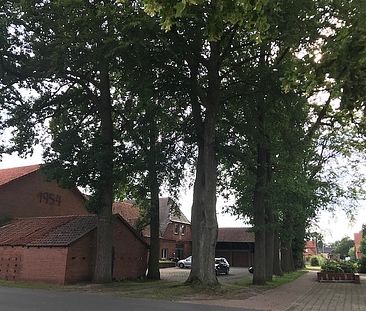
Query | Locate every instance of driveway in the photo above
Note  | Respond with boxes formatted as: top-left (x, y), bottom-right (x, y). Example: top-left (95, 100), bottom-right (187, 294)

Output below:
top-left (160, 267), bottom-right (252, 283)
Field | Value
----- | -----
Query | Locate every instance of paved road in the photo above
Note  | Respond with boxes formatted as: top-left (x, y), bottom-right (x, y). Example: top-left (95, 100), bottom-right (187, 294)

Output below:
top-left (160, 267), bottom-right (252, 283)
top-left (0, 286), bottom-right (255, 311)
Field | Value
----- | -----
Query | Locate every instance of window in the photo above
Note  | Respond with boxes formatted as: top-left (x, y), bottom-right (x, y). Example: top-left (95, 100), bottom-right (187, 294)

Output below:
top-left (161, 248), bottom-right (168, 259)
top-left (181, 225), bottom-right (186, 235)
top-left (174, 223), bottom-right (179, 235)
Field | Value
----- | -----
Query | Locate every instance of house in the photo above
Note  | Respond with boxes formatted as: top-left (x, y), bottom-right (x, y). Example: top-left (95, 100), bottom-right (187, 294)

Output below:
top-left (113, 197), bottom-right (192, 260)
top-left (304, 240), bottom-right (317, 261)
top-left (0, 164), bottom-right (87, 221)
top-left (215, 228), bottom-right (255, 267)
top-left (0, 215), bottom-right (148, 284)
top-left (354, 230), bottom-right (364, 259)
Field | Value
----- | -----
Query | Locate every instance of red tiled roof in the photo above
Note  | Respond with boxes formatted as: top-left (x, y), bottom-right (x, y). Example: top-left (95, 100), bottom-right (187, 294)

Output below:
top-left (112, 201), bottom-right (140, 228)
top-left (0, 164), bottom-right (40, 187)
top-left (0, 215), bottom-right (97, 247)
top-left (217, 228), bottom-right (254, 243)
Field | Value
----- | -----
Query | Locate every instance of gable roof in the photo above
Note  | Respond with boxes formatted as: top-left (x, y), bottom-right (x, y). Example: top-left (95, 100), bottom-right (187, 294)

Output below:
top-left (0, 215), bottom-right (96, 247)
top-left (0, 214), bottom-right (148, 248)
top-left (159, 197), bottom-right (190, 235)
top-left (217, 228), bottom-right (255, 243)
top-left (159, 197), bottom-right (190, 224)
top-left (112, 201), bottom-right (140, 227)
top-left (0, 164), bottom-right (40, 187)
top-left (112, 197), bottom-right (190, 237)
top-left (0, 164), bottom-right (87, 204)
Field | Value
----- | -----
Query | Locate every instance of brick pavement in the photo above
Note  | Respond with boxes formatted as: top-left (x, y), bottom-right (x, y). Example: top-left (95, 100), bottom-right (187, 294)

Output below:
top-left (285, 274), bottom-right (366, 311)
top-left (185, 271), bottom-right (366, 311)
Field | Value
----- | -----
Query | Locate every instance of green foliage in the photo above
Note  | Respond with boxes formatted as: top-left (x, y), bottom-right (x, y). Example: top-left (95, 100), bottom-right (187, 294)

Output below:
top-left (310, 256), bottom-right (325, 267)
top-left (321, 260), bottom-right (358, 273)
top-left (358, 257), bottom-right (366, 273)
top-left (360, 237), bottom-right (366, 256)
top-left (332, 237), bottom-right (355, 259)
top-left (348, 247), bottom-right (356, 260)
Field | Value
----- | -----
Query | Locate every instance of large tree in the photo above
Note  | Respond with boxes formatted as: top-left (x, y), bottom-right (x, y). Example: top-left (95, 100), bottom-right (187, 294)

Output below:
top-left (142, 0), bottom-right (308, 286)
top-left (1, 0), bottom-right (138, 282)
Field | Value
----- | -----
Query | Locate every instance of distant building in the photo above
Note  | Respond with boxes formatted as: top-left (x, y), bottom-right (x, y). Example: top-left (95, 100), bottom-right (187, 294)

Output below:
top-left (304, 240), bottom-right (317, 261)
top-left (113, 197), bottom-right (192, 260)
top-left (354, 229), bottom-right (364, 259)
top-left (216, 228), bottom-right (255, 267)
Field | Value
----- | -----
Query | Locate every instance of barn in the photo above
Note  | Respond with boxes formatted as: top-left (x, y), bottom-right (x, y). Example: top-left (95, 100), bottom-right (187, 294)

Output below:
top-left (0, 164), bottom-right (87, 221)
top-left (0, 214), bottom-right (148, 284)
top-left (215, 228), bottom-right (255, 267)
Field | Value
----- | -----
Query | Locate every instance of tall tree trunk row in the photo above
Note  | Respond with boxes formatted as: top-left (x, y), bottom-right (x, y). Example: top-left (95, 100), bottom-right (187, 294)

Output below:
top-left (93, 67), bottom-right (114, 283)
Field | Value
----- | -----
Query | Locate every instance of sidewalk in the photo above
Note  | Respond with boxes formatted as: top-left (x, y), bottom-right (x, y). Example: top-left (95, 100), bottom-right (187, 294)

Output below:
top-left (185, 271), bottom-right (366, 311)
top-left (285, 273), bottom-right (366, 311)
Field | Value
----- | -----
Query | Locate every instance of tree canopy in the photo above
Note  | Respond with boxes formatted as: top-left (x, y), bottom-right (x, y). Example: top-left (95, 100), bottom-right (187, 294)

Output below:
top-left (1, 0), bottom-right (365, 286)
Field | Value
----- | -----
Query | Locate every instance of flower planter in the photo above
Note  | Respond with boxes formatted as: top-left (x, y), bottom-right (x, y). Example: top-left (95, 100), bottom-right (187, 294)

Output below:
top-left (317, 272), bottom-right (360, 284)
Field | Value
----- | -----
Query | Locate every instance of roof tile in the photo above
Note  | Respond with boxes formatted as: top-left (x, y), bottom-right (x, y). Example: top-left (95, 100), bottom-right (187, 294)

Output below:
top-left (0, 215), bottom-right (97, 247)
top-left (217, 227), bottom-right (254, 243)
top-left (0, 164), bottom-right (40, 186)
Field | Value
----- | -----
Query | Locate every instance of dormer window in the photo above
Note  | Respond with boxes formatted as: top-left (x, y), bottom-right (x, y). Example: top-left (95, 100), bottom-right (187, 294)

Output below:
top-left (174, 223), bottom-right (179, 235)
top-left (181, 225), bottom-right (186, 235)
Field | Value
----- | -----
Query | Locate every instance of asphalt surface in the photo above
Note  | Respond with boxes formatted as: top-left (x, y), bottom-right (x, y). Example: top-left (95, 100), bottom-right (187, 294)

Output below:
top-left (160, 267), bottom-right (251, 283)
top-left (0, 286), bottom-right (256, 311)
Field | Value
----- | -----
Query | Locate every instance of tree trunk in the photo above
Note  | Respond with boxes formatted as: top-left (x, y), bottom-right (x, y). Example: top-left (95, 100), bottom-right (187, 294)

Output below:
top-left (281, 239), bottom-right (295, 273)
top-left (93, 67), bottom-right (113, 283)
top-left (253, 144), bottom-right (267, 285)
top-left (252, 65), bottom-right (268, 285)
top-left (146, 111), bottom-right (161, 280)
top-left (187, 42), bottom-right (219, 286)
top-left (280, 213), bottom-right (295, 273)
top-left (273, 229), bottom-right (283, 276)
top-left (264, 149), bottom-right (274, 281)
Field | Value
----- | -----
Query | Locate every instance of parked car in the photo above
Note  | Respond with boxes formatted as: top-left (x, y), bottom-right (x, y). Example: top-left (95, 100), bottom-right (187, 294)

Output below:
top-left (215, 257), bottom-right (230, 275)
top-left (177, 256), bottom-right (192, 268)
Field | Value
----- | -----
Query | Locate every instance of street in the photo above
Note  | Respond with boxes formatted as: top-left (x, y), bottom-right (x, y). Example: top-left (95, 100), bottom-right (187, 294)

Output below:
top-left (160, 267), bottom-right (251, 283)
top-left (0, 286), bottom-right (255, 311)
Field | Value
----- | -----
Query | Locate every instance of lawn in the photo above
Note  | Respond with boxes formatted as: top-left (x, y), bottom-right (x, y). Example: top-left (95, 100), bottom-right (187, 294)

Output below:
top-left (0, 271), bottom-right (307, 301)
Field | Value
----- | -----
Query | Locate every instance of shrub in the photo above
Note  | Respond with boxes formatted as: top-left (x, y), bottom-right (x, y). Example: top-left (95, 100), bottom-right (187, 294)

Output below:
top-left (321, 260), bottom-right (358, 273)
top-left (358, 257), bottom-right (366, 273)
top-left (310, 256), bottom-right (324, 266)
top-left (339, 260), bottom-right (358, 273)
top-left (321, 260), bottom-right (343, 272)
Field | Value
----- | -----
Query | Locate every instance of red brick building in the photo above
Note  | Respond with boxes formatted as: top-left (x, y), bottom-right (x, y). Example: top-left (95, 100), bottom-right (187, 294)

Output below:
top-left (0, 164), bottom-right (149, 283)
top-left (0, 215), bottom-right (148, 284)
top-left (113, 197), bottom-right (192, 260)
top-left (215, 228), bottom-right (255, 267)
top-left (0, 164), bottom-right (87, 221)
top-left (303, 240), bottom-right (317, 261)
top-left (354, 231), bottom-right (363, 259)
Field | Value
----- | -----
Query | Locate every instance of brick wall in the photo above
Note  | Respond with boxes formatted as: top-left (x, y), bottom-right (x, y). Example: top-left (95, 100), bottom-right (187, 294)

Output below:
top-left (0, 247), bottom-right (22, 281)
top-left (0, 170), bottom-right (87, 218)
top-left (112, 218), bottom-right (148, 280)
top-left (0, 246), bottom-right (68, 284)
top-left (163, 222), bottom-right (192, 242)
top-left (65, 230), bottom-right (96, 284)
top-left (0, 219), bottom-right (148, 284)
top-left (159, 222), bottom-right (192, 259)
